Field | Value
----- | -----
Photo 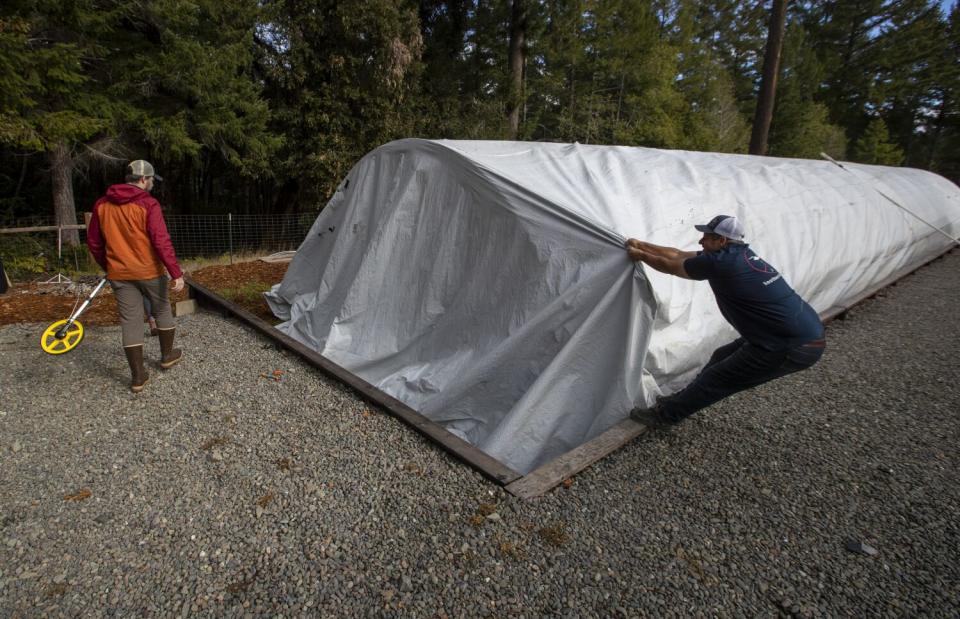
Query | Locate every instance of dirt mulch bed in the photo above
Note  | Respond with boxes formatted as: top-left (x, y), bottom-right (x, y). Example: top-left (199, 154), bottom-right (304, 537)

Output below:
top-left (0, 260), bottom-right (288, 328)
top-left (188, 260), bottom-right (289, 323)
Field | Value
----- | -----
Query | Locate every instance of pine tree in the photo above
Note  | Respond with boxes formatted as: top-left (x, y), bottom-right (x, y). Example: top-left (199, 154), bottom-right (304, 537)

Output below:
top-left (851, 117), bottom-right (904, 165)
top-left (259, 0), bottom-right (424, 205)
top-left (0, 1), bottom-right (129, 242)
top-left (803, 0), bottom-right (947, 163)
top-left (869, 1), bottom-right (947, 165)
top-left (527, 0), bottom-right (687, 147)
top-left (928, 3), bottom-right (960, 180)
top-left (802, 0), bottom-right (886, 135)
top-left (525, 0), bottom-right (589, 142)
top-left (689, 0), bottom-right (767, 114)
top-left (143, 0), bottom-right (279, 212)
top-left (767, 20), bottom-right (846, 159)
top-left (673, 0), bottom-right (750, 152)
top-left (416, 1), bottom-right (494, 138)
top-left (593, 0), bottom-right (687, 147)
top-left (0, 0), bottom-right (277, 235)
top-left (677, 54), bottom-right (750, 153)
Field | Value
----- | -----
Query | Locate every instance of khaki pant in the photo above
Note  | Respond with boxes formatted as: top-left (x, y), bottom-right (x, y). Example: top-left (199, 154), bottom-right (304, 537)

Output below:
top-left (109, 277), bottom-right (174, 347)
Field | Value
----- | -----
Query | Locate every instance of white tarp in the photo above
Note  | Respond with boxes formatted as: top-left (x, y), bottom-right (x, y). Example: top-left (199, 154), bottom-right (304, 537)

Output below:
top-left (266, 139), bottom-right (960, 474)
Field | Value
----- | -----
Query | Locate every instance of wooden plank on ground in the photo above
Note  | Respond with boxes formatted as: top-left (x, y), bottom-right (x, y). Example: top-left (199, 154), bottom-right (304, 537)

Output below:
top-left (505, 419), bottom-right (648, 499)
top-left (258, 251), bottom-right (296, 263)
top-left (185, 277), bottom-right (522, 486)
top-left (174, 299), bottom-right (197, 317)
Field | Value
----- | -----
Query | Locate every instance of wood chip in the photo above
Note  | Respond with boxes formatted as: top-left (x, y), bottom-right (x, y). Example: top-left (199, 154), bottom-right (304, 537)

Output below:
top-left (63, 488), bottom-right (91, 502)
top-left (200, 436), bottom-right (228, 451)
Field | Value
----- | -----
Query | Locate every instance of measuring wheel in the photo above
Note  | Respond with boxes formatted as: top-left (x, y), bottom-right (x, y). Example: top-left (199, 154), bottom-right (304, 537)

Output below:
top-left (39, 278), bottom-right (107, 355)
top-left (41, 319), bottom-right (85, 355)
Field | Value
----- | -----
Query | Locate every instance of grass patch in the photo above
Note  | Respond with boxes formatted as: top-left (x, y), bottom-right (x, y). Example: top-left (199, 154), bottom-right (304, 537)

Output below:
top-left (0, 235), bottom-right (100, 280)
top-left (476, 502), bottom-right (496, 516)
top-left (537, 521), bottom-right (569, 547)
top-left (497, 538), bottom-right (526, 559)
top-left (219, 279), bottom-right (272, 305)
top-left (45, 583), bottom-right (70, 597)
top-left (200, 436), bottom-right (229, 451)
top-left (179, 251), bottom-right (277, 272)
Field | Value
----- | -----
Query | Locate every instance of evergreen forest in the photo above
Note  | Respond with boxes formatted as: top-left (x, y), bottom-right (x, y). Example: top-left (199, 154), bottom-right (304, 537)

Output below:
top-left (2, 0), bottom-right (958, 238)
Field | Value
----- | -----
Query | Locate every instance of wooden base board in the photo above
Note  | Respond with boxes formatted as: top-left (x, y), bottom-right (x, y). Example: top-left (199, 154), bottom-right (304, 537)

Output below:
top-left (505, 419), bottom-right (648, 499)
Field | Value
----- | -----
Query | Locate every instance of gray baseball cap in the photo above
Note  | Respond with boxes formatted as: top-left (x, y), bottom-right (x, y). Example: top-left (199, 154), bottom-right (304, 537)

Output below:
top-left (127, 159), bottom-right (163, 182)
top-left (695, 214), bottom-right (745, 241)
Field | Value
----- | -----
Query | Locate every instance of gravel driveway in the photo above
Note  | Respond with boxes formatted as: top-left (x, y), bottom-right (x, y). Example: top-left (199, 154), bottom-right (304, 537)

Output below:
top-left (2, 250), bottom-right (958, 617)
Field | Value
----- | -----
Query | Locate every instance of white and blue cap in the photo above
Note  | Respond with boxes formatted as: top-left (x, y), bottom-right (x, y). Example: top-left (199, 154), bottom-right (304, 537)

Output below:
top-left (127, 159), bottom-right (163, 182)
top-left (695, 214), bottom-right (745, 242)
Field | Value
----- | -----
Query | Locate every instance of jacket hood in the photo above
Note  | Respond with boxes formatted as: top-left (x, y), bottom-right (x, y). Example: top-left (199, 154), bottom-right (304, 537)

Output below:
top-left (105, 183), bottom-right (151, 204)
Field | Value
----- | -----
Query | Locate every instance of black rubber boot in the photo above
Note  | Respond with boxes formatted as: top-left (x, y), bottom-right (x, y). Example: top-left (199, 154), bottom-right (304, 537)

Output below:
top-left (124, 345), bottom-right (149, 393)
top-left (158, 328), bottom-right (183, 369)
top-left (629, 404), bottom-right (675, 430)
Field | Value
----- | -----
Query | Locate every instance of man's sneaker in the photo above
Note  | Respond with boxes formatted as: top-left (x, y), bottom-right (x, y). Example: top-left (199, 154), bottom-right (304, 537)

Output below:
top-left (629, 405), bottom-right (675, 430)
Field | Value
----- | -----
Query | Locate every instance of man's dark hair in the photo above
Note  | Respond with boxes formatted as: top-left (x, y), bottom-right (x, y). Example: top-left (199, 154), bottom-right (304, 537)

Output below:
top-left (125, 174), bottom-right (144, 183)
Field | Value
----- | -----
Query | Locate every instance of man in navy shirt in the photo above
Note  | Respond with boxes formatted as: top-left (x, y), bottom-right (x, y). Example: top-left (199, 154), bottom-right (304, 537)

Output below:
top-left (626, 214), bottom-right (825, 428)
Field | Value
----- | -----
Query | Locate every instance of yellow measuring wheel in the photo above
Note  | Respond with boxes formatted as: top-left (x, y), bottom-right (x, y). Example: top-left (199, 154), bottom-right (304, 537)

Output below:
top-left (41, 319), bottom-right (85, 354)
top-left (40, 278), bottom-right (107, 355)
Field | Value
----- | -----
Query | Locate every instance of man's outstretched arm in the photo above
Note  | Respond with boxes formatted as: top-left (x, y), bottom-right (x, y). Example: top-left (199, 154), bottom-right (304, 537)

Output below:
top-left (626, 238), bottom-right (698, 260)
top-left (625, 238), bottom-right (696, 279)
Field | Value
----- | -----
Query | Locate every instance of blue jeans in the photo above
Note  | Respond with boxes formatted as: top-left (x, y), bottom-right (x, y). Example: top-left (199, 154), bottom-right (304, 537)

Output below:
top-left (658, 337), bottom-right (825, 423)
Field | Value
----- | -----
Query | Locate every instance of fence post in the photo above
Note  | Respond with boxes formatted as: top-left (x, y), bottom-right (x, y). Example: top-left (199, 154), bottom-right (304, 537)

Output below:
top-left (228, 212), bottom-right (234, 265)
top-left (40, 225), bottom-right (71, 285)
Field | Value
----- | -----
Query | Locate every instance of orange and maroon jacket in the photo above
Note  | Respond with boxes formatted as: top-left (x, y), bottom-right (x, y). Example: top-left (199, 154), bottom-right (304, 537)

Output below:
top-left (86, 184), bottom-right (182, 281)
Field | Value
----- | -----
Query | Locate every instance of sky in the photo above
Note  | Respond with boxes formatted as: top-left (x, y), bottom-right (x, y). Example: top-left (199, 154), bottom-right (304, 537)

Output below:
top-left (942, 0), bottom-right (956, 13)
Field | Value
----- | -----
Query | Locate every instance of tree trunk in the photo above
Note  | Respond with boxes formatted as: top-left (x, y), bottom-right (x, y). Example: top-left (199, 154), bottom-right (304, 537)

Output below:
top-left (14, 155), bottom-right (28, 198)
top-left (506, 0), bottom-right (527, 139)
top-left (616, 73), bottom-right (625, 123)
top-left (471, 0), bottom-right (486, 98)
top-left (926, 93), bottom-right (948, 169)
top-left (49, 142), bottom-right (80, 246)
top-left (202, 151), bottom-right (213, 209)
top-left (273, 178), bottom-right (301, 214)
top-left (749, 0), bottom-right (789, 156)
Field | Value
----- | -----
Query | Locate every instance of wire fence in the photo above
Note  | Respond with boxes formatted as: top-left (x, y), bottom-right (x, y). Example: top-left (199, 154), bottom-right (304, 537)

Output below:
top-left (0, 212), bottom-right (317, 279)
top-left (164, 213), bottom-right (316, 258)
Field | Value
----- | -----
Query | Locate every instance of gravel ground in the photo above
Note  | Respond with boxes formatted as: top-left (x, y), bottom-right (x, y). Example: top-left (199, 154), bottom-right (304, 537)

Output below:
top-left (1, 250), bottom-right (958, 617)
